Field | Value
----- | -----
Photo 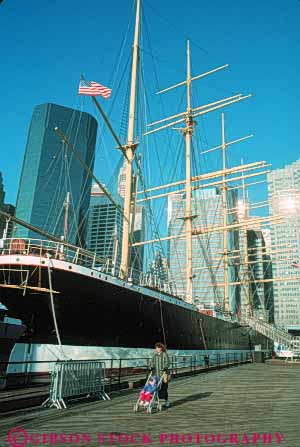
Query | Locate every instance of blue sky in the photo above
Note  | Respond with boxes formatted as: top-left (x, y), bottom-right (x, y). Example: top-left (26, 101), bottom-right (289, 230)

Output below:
top-left (1, 0), bottom-right (300, 206)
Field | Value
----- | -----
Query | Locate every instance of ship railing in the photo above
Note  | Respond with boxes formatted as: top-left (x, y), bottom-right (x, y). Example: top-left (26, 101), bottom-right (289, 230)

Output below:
top-left (139, 272), bottom-right (178, 296)
top-left (0, 238), bottom-right (157, 288)
top-left (1, 238), bottom-right (181, 296)
top-left (0, 238), bottom-right (99, 267)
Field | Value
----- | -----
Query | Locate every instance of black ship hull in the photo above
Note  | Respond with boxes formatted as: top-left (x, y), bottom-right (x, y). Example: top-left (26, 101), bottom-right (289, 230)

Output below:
top-left (0, 255), bottom-right (271, 351)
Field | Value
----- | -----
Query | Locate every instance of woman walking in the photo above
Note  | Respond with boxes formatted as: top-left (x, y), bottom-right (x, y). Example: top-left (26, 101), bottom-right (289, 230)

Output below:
top-left (149, 342), bottom-right (171, 408)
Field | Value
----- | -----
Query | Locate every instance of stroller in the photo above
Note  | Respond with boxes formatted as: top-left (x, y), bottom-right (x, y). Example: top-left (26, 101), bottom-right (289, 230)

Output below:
top-left (134, 372), bottom-right (164, 414)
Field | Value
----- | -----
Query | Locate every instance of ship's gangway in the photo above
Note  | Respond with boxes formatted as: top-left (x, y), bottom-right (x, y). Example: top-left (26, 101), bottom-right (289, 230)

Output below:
top-left (240, 316), bottom-right (300, 351)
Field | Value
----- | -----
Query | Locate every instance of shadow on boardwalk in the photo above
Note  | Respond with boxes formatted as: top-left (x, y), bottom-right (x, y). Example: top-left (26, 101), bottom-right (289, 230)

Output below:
top-left (166, 391), bottom-right (212, 409)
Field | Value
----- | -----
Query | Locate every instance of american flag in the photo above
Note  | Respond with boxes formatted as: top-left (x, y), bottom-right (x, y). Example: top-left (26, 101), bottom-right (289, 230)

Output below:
top-left (78, 79), bottom-right (112, 99)
top-left (291, 261), bottom-right (299, 268)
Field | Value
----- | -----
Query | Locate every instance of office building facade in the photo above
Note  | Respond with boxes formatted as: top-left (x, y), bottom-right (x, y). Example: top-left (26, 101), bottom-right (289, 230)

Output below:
top-left (0, 173), bottom-right (5, 239)
top-left (0, 174), bottom-right (16, 239)
top-left (237, 199), bottom-right (274, 322)
top-left (267, 160), bottom-right (300, 332)
top-left (247, 229), bottom-right (272, 322)
top-left (168, 188), bottom-right (239, 312)
top-left (145, 250), bottom-right (175, 293)
top-left (86, 184), bottom-right (123, 273)
top-left (1, 204), bottom-right (16, 239)
top-left (15, 103), bottom-right (97, 245)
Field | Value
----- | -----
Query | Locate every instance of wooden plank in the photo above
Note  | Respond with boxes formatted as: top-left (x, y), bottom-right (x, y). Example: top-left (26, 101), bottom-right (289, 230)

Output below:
top-left (0, 362), bottom-right (299, 446)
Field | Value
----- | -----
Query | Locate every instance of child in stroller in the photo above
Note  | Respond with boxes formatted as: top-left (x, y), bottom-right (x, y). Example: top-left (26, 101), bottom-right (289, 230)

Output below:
top-left (139, 374), bottom-right (159, 407)
top-left (134, 373), bottom-right (164, 413)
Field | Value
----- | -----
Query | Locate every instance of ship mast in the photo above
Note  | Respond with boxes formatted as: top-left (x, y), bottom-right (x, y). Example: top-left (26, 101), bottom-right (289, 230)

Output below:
top-left (63, 191), bottom-right (70, 242)
top-left (185, 40), bottom-right (194, 303)
top-left (241, 163), bottom-right (252, 317)
top-left (142, 41), bottom-right (252, 305)
top-left (221, 113), bottom-right (230, 312)
top-left (120, 0), bottom-right (141, 279)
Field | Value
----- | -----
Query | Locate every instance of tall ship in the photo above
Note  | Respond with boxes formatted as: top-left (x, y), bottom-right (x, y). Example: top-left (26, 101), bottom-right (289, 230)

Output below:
top-left (1, 0), bottom-right (290, 367)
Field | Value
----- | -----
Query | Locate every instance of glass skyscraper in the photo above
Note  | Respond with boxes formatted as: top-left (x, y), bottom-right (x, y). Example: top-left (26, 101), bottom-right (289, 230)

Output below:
top-left (86, 163), bottom-right (145, 280)
top-left (145, 251), bottom-right (175, 293)
top-left (86, 184), bottom-right (123, 273)
top-left (15, 103), bottom-right (97, 245)
top-left (237, 200), bottom-right (274, 322)
top-left (168, 188), bottom-right (239, 312)
top-left (245, 228), bottom-right (272, 322)
top-left (267, 160), bottom-right (300, 332)
top-left (1, 204), bottom-right (15, 239)
top-left (0, 173), bottom-right (15, 239)
top-left (130, 205), bottom-right (146, 281)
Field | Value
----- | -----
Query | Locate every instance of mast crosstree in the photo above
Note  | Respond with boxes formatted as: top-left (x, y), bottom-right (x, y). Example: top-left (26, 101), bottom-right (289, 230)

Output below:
top-left (70, 1), bottom-right (253, 307)
top-left (185, 40), bottom-right (193, 304)
top-left (46, 1), bottom-right (292, 321)
top-left (144, 39), bottom-right (252, 304)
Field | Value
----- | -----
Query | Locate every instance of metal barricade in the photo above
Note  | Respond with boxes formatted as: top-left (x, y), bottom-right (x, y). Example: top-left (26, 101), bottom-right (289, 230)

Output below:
top-left (42, 360), bottom-right (110, 409)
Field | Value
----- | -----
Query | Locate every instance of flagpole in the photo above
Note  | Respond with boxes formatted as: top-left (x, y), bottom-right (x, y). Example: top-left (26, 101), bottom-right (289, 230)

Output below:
top-left (79, 75), bottom-right (129, 162)
top-left (91, 96), bottom-right (129, 162)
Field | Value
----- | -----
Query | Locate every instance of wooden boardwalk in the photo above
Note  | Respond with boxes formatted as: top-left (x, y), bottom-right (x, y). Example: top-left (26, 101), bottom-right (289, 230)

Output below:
top-left (0, 361), bottom-right (299, 446)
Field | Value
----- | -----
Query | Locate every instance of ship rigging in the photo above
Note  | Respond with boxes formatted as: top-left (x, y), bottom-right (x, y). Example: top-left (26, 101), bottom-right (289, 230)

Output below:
top-left (1, 0), bottom-right (299, 356)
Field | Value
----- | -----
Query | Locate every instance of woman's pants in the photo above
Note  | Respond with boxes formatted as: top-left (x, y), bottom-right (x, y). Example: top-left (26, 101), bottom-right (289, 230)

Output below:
top-left (158, 381), bottom-right (168, 400)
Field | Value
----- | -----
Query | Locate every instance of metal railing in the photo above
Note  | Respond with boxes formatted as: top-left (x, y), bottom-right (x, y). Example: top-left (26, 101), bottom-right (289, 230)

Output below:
top-left (0, 351), bottom-right (259, 393)
top-left (42, 360), bottom-right (109, 409)
top-left (0, 238), bottom-right (171, 293)
top-left (169, 351), bottom-right (255, 373)
top-left (1, 238), bottom-right (107, 270)
top-left (0, 238), bottom-right (183, 295)
top-left (0, 237), bottom-right (142, 283)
